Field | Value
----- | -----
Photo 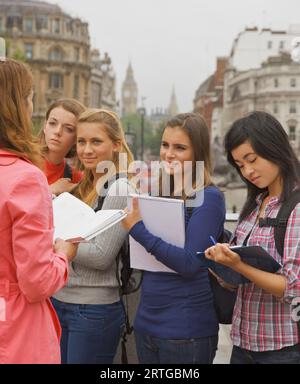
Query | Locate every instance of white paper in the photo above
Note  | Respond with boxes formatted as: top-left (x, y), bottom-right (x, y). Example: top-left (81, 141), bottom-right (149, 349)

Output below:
top-left (53, 192), bottom-right (126, 242)
top-left (128, 194), bottom-right (185, 273)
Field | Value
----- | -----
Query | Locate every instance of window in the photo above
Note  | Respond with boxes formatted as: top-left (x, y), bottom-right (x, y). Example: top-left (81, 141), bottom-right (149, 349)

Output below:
top-left (289, 125), bottom-right (296, 141)
top-left (274, 78), bottom-right (279, 88)
top-left (290, 101), bottom-right (297, 114)
top-left (24, 43), bottom-right (33, 59)
top-left (268, 41), bottom-right (273, 49)
top-left (279, 41), bottom-right (285, 50)
top-left (49, 73), bottom-right (64, 89)
top-left (74, 47), bottom-right (80, 61)
top-left (73, 75), bottom-right (80, 99)
top-left (52, 18), bottom-right (60, 34)
top-left (24, 18), bottom-right (33, 32)
top-left (0, 17), bottom-right (3, 32)
top-left (291, 78), bottom-right (297, 88)
top-left (36, 15), bottom-right (48, 31)
top-left (273, 101), bottom-right (279, 114)
top-left (49, 47), bottom-right (63, 61)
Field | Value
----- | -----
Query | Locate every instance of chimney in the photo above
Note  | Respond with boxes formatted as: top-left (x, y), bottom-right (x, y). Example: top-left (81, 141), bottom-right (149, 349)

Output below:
top-left (214, 57), bottom-right (228, 87)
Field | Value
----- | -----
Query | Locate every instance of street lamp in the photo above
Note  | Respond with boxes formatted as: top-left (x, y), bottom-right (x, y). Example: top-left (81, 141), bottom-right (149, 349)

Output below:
top-left (125, 122), bottom-right (136, 158)
top-left (138, 107), bottom-right (146, 161)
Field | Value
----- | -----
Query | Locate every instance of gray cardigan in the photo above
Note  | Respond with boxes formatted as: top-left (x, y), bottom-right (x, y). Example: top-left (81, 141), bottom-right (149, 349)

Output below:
top-left (53, 178), bottom-right (132, 304)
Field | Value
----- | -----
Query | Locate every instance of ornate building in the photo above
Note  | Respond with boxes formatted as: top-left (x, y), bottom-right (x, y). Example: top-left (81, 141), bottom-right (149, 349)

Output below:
top-left (121, 62), bottom-right (138, 116)
top-left (194, 57), bottom-right (228, 140)
top-left (0, 0), bottom-right (116, 125)
top-left (149, 88), bottom-right (180, 129)
top-left (168, 86), bottom-right (179, 117)
top-left (90, 49), bottom-right (116, 109)
top-left (223, 52), bottom-right (300, 151)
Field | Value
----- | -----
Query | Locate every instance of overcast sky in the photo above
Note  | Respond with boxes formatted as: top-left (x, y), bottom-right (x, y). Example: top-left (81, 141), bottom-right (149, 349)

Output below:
top-left (47, 0), bottom-right (300, 113)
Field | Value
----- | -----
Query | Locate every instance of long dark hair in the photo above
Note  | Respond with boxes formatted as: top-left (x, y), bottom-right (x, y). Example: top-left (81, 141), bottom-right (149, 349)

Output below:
top-left (161, 112), bottom-right (213, 197)
top-left (224, 111), bottom-right (300, 221)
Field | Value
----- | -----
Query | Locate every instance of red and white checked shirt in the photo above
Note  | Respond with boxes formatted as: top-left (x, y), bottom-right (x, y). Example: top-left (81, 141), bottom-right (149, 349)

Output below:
top-left (230, 193), bottom-right (300, 351)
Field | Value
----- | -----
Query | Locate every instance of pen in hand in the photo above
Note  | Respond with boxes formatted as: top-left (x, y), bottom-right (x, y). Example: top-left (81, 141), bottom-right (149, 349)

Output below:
top-left (196, 235), bottom-right (217, 254)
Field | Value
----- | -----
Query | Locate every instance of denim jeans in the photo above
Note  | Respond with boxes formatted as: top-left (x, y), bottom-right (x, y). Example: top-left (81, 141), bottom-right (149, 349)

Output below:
top-left (230, 345), bottom-right (300, 364)
top-left (51, 298), bottom-right (125, 364)
top-left (135, 330), bottom-right (218, 364)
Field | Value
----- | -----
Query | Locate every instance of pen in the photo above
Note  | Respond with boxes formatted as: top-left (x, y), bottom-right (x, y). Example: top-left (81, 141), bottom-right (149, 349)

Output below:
top-left (196, 235), bottom-right (217, 254)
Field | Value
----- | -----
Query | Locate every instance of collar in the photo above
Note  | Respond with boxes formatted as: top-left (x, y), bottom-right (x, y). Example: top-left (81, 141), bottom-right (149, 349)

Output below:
top-left (0, 149), bottom-right (32, 166)
top-left (255, 191), bottom-right (280, 208)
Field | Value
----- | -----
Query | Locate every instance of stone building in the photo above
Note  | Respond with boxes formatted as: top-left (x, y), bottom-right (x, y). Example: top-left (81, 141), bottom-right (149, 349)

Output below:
top-left (121, 62), bottom-right (138, 116)
top-left (90, 49), bottom-right (116, 110)
top-left (0, 0), bottom-right (116, 125)
top-left (194, 57), bottom-right (228, 140)
top-left (223, 52), bottom-right (300, 151)
top-left (194, 26), bottom-right (300, 153)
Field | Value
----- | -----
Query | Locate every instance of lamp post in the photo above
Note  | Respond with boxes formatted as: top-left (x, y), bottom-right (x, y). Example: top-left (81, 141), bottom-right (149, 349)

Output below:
top-left (125, 122), bottom-right (136, 158)
top-left (138, 107), bottom-right (146, 161)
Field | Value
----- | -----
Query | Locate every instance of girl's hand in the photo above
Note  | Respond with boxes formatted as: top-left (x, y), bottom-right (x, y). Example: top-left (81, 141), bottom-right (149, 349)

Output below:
top-left (54, 238), bottom-right (78, 261)
top-left (205, 243), bottom-right (241, 269)
top-left (50, 178), bottom-right (78, 196)
top-left (122, 197), bottom-right (142, 231)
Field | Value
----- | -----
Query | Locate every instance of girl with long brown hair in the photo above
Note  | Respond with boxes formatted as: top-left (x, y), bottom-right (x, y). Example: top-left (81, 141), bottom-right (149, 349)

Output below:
top-left (0, 58), bottom-right (76, 363)
top-left (122, 113), bottom-right (226, 364)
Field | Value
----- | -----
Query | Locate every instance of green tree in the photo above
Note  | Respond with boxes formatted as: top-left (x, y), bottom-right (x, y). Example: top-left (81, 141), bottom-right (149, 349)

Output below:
top-left (11, 48), bottom-right (26, 62)
top-left (121, 113), bottom-right (160, 160)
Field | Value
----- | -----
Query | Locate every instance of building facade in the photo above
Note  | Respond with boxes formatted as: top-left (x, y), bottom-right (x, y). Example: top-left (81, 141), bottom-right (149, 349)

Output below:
top-left (194, 26), bottom-right (300, 154)
top-left (90, 49), bottom-right (116, 110)
top-left (0, 0), bottom-right (116, 125)
top-left (194, 57), bottom-right (228, 140)
top-left (223, 52), bottom-right (300, 151)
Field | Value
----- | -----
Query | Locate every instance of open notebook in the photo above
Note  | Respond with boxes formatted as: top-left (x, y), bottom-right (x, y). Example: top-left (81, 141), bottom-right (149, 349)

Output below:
top-left (197, 245), bottom-right (282, 285)
top-left (52, 192), bottom-right (126, 242)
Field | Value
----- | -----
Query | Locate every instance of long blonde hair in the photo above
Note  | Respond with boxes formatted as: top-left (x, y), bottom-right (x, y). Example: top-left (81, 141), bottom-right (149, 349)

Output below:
top-left (0, 59), bottom-right (41, 167)
top-left (75, 108), bottom-right (134, 206)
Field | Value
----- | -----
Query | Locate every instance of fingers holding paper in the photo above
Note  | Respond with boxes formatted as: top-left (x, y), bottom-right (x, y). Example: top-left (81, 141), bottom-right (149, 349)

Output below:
top-left (205, 243), bottom-right (241, 269)
top-left (54, 238), bottom-right (78, 262)
top-left (121, 197), bottom-right (142, 231)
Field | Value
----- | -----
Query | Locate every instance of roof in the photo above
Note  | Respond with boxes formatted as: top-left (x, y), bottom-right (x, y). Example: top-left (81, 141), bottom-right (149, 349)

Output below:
top-left (0, 0), bottom-right (64, 16)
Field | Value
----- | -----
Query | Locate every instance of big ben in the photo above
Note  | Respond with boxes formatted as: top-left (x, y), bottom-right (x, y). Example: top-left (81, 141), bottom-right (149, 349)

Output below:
top-left (122, 62), bottom-right (138, 116)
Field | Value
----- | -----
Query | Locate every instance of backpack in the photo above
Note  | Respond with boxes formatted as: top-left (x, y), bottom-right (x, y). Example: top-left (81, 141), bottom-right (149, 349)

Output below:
top-left (186, 206), bottom-right (236, 324)
top-left (63, 162), bottom-right (73, 179)
top-left (95, 174), bottom-right (143, 363)
top-left (187, 189), bottom-right (300, 324)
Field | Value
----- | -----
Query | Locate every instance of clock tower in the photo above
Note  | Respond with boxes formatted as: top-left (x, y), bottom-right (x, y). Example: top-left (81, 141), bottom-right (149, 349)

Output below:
top-left (122, 62), bottom-right (138, 116)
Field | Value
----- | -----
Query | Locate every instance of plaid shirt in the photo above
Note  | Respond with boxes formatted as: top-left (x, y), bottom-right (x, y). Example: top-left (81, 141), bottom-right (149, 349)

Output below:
top-left (231, 193), bottom-right (300, 351)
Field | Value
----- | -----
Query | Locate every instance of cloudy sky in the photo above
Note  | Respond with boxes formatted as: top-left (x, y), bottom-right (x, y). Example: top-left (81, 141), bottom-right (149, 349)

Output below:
top-left (46, 0), bottom-right (300, 113)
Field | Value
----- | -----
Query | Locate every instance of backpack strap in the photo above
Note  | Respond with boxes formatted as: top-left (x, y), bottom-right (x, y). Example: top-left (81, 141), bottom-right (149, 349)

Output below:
top-left (259, 189), bottom-right (300, 257)
top-left (94, 173), bottom-right (124, 212)
top-left (63, 162), bottom-right (73, 179)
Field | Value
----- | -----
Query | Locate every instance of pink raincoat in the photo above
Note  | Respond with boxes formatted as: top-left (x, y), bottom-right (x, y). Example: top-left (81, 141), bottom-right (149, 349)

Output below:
top-left (0, 150), bottom-right (69, 364)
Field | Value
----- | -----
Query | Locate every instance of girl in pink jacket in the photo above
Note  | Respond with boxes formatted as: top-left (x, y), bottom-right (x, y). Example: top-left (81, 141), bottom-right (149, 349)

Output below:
top-left (0, 58), bottom-right (77, 364)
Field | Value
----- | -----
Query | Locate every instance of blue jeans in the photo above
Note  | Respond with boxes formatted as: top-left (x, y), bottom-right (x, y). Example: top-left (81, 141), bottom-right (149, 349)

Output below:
top-left (51, 298), bottom-right (125, 364)
top-left (135, 331), bottom-right (218, 364)
top-left (230, 345), bottom-right (300, 364)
